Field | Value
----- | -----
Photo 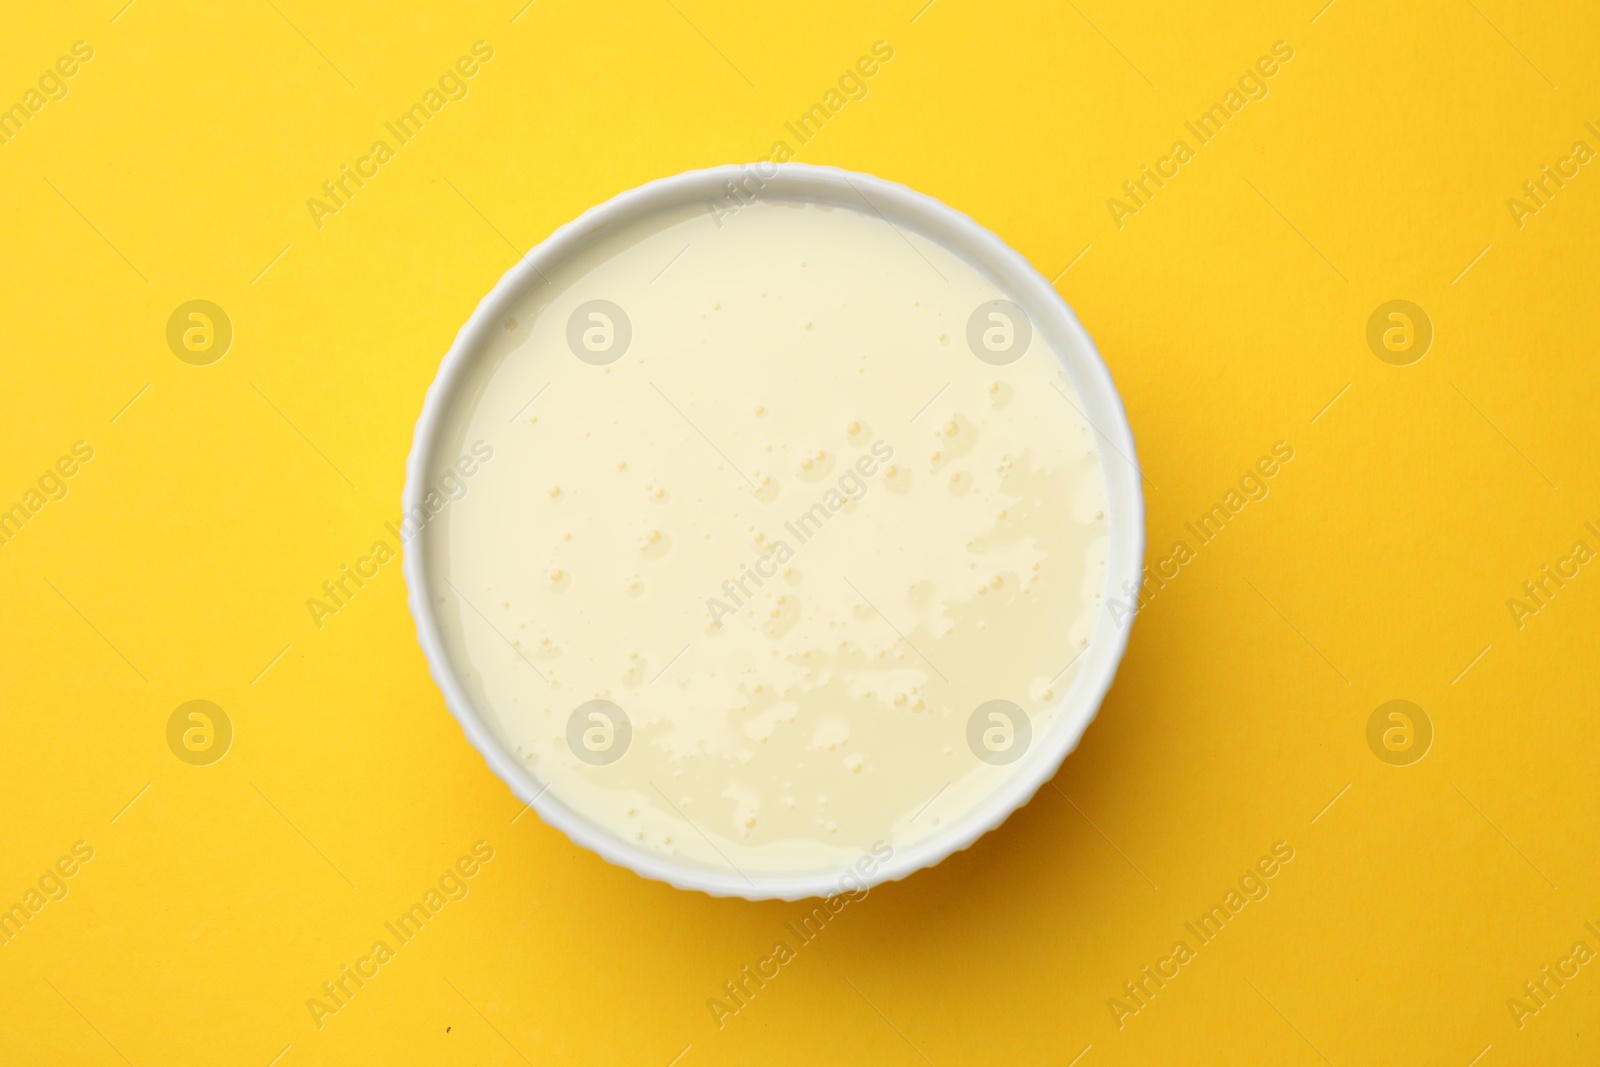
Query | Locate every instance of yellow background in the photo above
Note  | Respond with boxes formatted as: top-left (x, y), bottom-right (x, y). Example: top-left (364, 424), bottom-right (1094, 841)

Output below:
top-left (3, 0), bottom-right (1597, 1062)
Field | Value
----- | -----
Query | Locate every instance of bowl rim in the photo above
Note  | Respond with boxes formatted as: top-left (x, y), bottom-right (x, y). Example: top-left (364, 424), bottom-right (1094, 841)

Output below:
top-left (402, 161), bottom-right (1145, 901)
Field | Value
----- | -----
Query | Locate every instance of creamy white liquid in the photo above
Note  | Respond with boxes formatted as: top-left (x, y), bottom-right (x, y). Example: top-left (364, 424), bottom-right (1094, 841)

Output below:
top-left (423, 197), bottom-right (1108, 879)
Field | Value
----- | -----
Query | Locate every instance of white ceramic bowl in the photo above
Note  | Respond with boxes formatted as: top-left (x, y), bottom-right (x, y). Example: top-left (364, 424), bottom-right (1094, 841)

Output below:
top-left (403, 162), bottom-right (1144, 900)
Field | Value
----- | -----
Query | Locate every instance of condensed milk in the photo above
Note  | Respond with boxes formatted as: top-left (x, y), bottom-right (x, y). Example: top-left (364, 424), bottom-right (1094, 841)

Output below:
top-left (409, 167), bottom-right (1131, 894)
